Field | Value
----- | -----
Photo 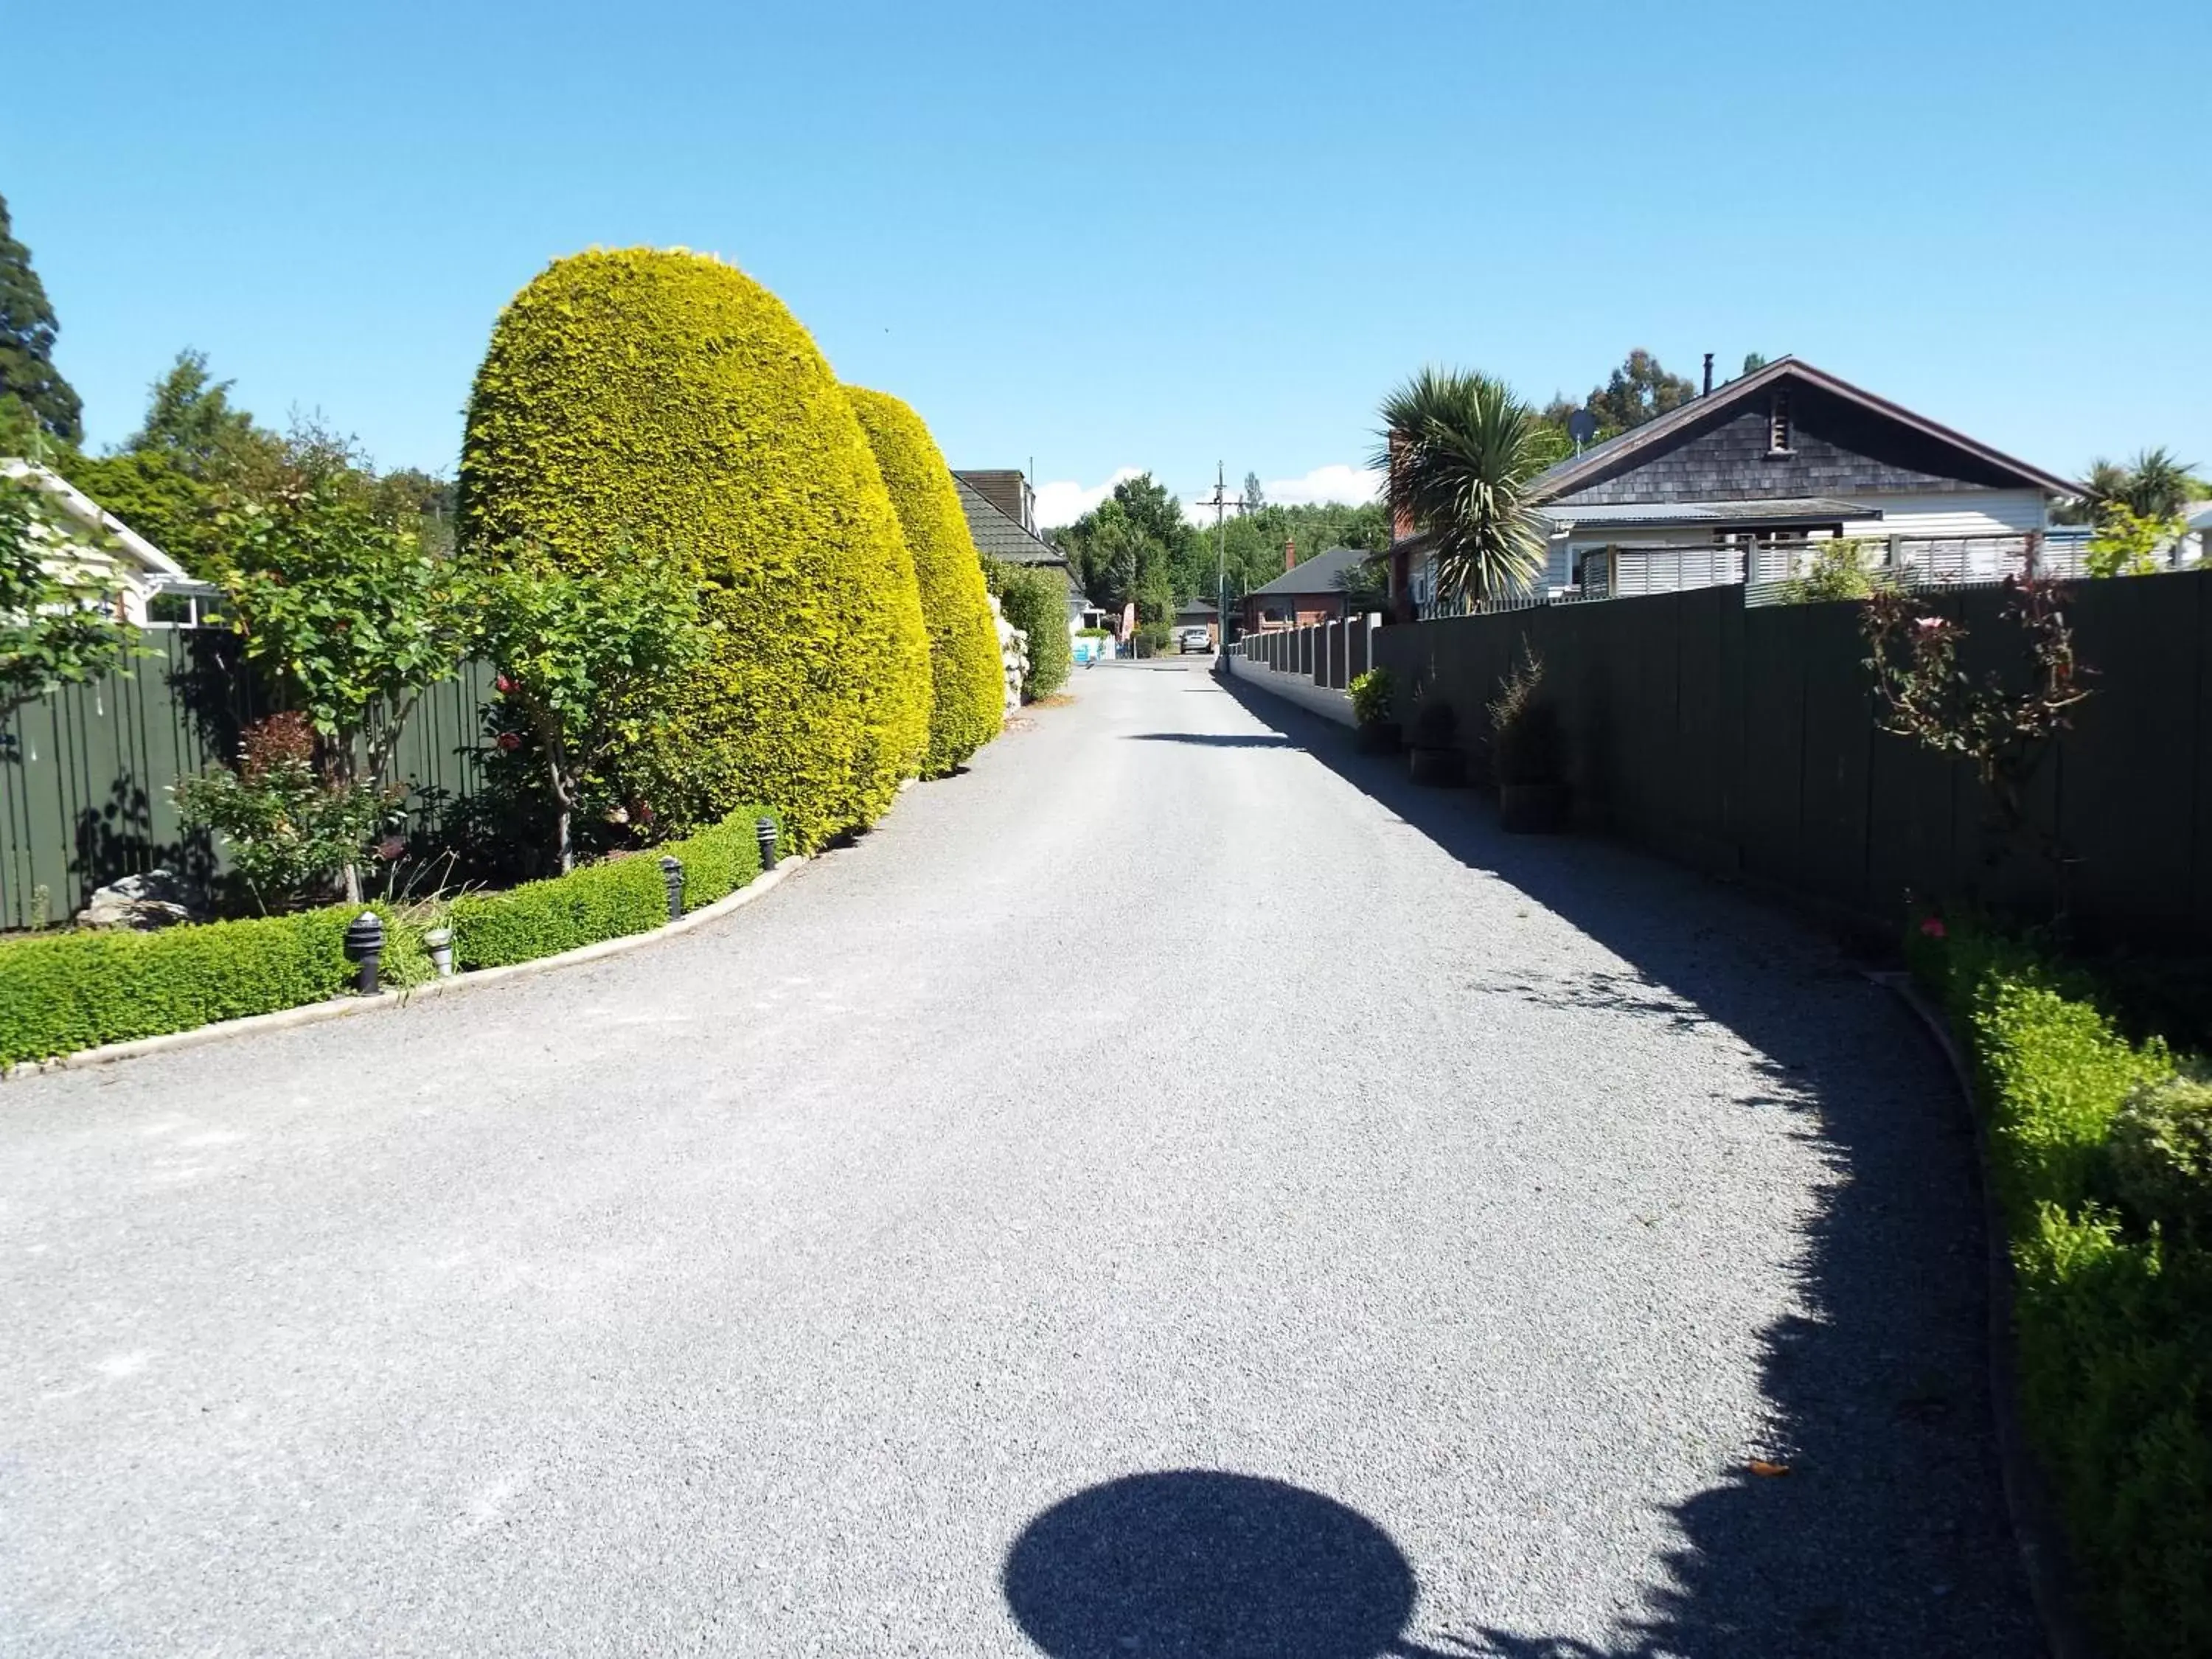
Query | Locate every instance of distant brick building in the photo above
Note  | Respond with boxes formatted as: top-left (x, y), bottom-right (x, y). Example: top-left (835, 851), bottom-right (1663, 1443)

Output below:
top-left (1239, 545), bottom-right (1373, 635)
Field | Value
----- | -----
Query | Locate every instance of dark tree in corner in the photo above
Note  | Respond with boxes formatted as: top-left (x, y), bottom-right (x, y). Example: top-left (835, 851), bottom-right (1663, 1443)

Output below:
top-left (0, 192), bottom-right (83, 446)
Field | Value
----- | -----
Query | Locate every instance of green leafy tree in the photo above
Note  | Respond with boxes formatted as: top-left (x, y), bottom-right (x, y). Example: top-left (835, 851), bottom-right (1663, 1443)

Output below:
top-left (174, 712), bottom-right (391, 913)
top-left (1374, 368), bottom-right (1551, 603)
top-left (126, 350), bottom-right (262, 475)
top-left (0, 194), bottom-right (81, 445)
top-left (1242, 471), bottom-right (1265, 512)
top-left (60, 351), bottom-right (282, 574)
top-left (1056, 473), bottom-right (1203, 612)
top-left (1779, 537), bottom-right (1880, 603)
top-left (1585, 349), bottom-right (1697, 431)
top-left (1742, 352), bottom-right (1770, 376)
top-left (209, 476), bottom-right (473, 805)
top-left (2085, 504), bottom-right (2178, 577)
top-left (0, 472), bottom-right (137, 724)
top-left (468, 550), bottom-right (708, 872)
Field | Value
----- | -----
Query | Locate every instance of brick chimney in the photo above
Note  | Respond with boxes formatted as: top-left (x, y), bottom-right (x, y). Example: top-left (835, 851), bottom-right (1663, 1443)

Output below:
top-left (1387, 430), bottom-right (1415, 543)
top-left (1284, 535), bottom-right (1296, 574)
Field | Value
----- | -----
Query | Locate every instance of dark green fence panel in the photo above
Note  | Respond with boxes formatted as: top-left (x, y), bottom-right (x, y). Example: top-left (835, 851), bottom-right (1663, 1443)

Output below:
top-left (0, 636), bottom-right (495, 932)
top-left (1373, 570), bottom-right (2212, 950)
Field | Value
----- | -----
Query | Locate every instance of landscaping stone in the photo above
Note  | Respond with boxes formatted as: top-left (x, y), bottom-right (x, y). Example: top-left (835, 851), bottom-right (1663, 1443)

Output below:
top-left (73, 869), bottom-right (198, 931)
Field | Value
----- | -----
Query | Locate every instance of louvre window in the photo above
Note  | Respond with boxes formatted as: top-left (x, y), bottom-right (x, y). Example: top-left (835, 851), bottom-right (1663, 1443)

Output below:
top-left (1769, 395), bottom-right (1793, 454)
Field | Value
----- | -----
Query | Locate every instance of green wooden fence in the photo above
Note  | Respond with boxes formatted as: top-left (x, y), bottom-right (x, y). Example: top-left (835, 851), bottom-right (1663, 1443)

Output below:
top-left (1373, 568), bottom-right (2212, 950)
top-left (0, 632), bottom-right (495, 931)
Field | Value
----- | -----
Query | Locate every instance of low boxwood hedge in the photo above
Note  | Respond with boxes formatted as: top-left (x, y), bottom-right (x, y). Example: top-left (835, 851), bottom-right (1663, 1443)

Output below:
top-left (0, 805), bottom-right (790, 1066)
top-left (1913, 922), bottom-right (2212, 1656)
top-left (0, 901), bottom-right (428, 1068)
top-left (450, 855), bottom-right (668, 970)
top-left (449, 804), bottom-right (784, 968)
top-left (658, 805), bottom-right (782, 912)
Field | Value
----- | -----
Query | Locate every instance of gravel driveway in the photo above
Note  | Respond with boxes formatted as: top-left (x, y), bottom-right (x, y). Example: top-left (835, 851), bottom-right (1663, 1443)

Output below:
top-left (0, 658), bottom-right (2034, 1657)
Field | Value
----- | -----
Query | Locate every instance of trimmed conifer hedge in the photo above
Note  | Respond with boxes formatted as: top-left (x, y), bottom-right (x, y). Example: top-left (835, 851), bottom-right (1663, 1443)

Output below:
top-left (457, 248), bottom-right (931, 847)
top-left (844, 386), bottom-right (1004, 774)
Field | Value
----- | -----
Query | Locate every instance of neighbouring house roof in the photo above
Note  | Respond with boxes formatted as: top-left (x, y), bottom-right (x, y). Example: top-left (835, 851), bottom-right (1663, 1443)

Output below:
top-left (1244, 545), bottom-right (1374, 599)
top-left (2188, 501), bottom-right (2212, 533)
top-left (1, 459), bottom-right (189, 585)
top-left (954, 476), bottom-right (1094, 612)
top-left (1543, 496), bottom-right (1879, 531)
top-left (1526, 357), bottom-right (2079, 505)
top-left (1175, 599), bottom-right (1218, 617)
top-left (951, 470), bottom-right (1034, 533)
top-left (956, 476), bottom-right (1062, 565)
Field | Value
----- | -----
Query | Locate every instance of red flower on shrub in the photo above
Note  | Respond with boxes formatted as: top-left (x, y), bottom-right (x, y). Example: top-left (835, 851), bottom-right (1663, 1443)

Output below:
top-left (1920, 917), bottom-right (1947, 939)
top-left (495, 674), bottom-right (515, 695)
top-left (495, 731), bottom-right (522, 752)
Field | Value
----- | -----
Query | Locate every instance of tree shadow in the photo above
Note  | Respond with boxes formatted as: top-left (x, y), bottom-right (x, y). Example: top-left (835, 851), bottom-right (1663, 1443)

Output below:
top-left (1004, 1471), bottom-right (1460, 1659)
top-left (1189, 673), bottom-right (2042, 1657)
top-left (71, 774), bottom-right (218, 903)
top-left (1123, 732), bottom-right (1298, 748)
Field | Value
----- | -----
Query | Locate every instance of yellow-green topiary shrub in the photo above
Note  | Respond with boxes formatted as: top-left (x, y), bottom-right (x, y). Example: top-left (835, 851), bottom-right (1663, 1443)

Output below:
top-left (457, 248), bottom-right (931, 846)
top-left (844, 386), bottom-right (1004, 774)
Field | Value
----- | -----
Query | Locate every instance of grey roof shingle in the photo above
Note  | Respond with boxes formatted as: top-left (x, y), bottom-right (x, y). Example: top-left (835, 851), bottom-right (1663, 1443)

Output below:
top-left (953, 478), bottom-right (1091, 607)
top-left (955, 479), bottom-right (1062, 564)
top-left (1527, 357), bottom-right (2078, 504)
top-left (1244, 545), bottom-right (1374, 598)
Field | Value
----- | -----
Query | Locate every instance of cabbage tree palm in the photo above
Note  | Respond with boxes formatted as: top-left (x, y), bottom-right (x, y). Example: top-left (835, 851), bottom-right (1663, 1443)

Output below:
top-left (1372, 369), bottom-right (1551, 605)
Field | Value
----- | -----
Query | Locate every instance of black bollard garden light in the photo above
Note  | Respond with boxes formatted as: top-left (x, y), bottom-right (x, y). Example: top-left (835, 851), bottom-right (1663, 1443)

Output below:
top-left (343, 910), bottom-right (385, 995)
top-left (659, 855), bottom-right (685, 922)
top-left (756, 815), bottom-right (779, 871)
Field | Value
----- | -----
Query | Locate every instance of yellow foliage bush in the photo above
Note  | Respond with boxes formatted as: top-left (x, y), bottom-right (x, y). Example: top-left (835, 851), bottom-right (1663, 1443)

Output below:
top-left (457, 248), bottom-right (929, 845)
top-left (844, 386), bottom-right (1004, 773)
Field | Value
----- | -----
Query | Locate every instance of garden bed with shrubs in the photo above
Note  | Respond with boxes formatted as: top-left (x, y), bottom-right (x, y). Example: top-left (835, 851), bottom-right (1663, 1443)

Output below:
top-left (0, 805), bottom-right (782, 1069)
top-left (1911, 918), bottom-right (2212, 1656)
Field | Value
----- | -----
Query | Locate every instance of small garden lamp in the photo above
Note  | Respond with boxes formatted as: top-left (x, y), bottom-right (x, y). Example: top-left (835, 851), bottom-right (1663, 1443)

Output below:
top-left (342, 911), bottom-right (385, 995)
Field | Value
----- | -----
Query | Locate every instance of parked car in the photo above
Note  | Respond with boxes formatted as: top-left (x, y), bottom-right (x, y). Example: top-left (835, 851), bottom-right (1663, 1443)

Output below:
top-left (1177, 627), bottom-right (1213, 654)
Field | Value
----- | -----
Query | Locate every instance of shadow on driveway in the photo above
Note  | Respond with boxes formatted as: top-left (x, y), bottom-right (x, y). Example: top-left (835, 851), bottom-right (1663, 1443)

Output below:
top-left (1122, 732), bottom-right (1295, 748)
top-left (1004, 1471), bottom-right (1461, 1659)
top-left (1032, 672), bottom-right (2039, 1657)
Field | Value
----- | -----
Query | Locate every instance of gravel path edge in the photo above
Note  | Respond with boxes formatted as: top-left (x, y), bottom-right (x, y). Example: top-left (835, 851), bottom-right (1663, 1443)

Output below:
top-left (1870, 969), bottom-right (2093, 1659)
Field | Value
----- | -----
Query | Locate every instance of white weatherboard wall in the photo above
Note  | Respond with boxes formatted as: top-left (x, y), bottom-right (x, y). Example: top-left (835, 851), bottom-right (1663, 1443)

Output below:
top-left (1226, 653), bottom-right (1354, 726)
top-left (1543, 487), bottom-right (2056, 594)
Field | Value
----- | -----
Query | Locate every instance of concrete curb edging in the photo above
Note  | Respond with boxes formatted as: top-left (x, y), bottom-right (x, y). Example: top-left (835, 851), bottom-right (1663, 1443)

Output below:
top-left (4, 857), bottom-right (810, 1079)
top-left (1868, 969), bottom-right (2093, 1659)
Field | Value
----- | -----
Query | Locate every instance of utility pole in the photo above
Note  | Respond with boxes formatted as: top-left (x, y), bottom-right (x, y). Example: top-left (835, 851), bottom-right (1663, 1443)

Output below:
top-left (1194, 461), bottom-right (1245, 665)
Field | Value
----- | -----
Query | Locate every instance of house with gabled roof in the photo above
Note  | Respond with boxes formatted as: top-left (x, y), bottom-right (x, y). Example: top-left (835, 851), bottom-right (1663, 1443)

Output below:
top-left (952, 470), bottom-right (1106, 631)
top-left (1239, 546), bottom-right (1374, 635)
top-left (1391, 357), bottom-right (2081, 610)
top-left (1, 459), bottom-right (198, 624)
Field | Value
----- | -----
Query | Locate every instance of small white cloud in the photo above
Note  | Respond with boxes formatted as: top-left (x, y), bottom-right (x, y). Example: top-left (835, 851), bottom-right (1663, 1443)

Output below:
top-left (1257, 463), bottom-right (1382, 509)
top-left (1033, 468), bottom-right (1147, 530)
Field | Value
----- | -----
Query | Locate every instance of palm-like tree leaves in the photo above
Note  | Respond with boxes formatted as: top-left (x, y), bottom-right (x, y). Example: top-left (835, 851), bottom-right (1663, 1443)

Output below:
top-left (1371, 368), bottom-right (1550, 605)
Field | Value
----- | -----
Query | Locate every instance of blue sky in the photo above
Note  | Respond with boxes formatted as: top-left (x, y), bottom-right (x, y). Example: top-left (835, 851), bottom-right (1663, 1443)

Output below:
top-left (9, 0), bottom-right (2208, 525)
